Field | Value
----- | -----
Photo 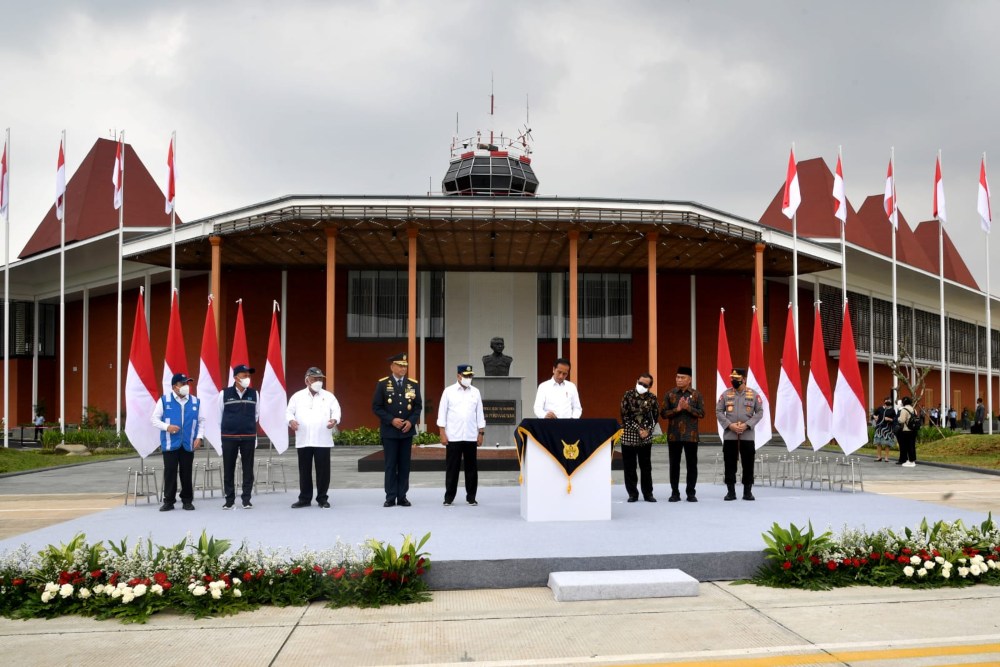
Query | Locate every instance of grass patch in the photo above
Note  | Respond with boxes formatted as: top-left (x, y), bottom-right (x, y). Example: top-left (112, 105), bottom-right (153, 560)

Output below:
top-left (0, 447), bottom-right (135, 474)
top-left (818, 435), bottom-right (1000, 471)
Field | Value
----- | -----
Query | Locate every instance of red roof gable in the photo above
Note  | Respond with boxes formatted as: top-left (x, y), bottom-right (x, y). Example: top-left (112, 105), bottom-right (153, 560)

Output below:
top-left (19, 138), bottom-right (178, 258)
top-left (911, 219), bottom-right (980, 290)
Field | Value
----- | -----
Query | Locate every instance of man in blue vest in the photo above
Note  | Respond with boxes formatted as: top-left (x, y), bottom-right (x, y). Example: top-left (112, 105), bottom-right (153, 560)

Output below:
top-left (151, 373), bottom-right (205, 512)
top-left (372, 353), bottom-right (422, 507)
top-left (220, 364), bottom-right (259, 509)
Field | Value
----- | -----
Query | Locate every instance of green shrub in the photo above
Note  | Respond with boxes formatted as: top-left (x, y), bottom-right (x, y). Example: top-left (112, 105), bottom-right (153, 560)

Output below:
top-left (42, 428), bottom-right (128, 451)
top-left (333, 426), bottom-right (440, 446)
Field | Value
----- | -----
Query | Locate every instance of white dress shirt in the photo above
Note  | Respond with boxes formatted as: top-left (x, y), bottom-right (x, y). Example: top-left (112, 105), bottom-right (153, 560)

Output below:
top-left (285, 387), bottom-right (342, 448)
top-left (533, 378), bottom-right (583, 419)
top-left (437, 382), bottom-right (486, 441)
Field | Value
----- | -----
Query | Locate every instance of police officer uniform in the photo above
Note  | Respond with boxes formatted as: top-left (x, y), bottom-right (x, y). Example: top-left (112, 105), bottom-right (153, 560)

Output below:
top-left (372, 353), bottom-right (422, 507)
top-left (715, 367), bottom-right (763, 501)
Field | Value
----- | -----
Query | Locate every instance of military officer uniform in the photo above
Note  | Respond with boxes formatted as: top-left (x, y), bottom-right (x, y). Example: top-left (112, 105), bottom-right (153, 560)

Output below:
top-left (372, 353), bottom-right (422, 507)
top-left (715, 367), bottom-right (763, 501)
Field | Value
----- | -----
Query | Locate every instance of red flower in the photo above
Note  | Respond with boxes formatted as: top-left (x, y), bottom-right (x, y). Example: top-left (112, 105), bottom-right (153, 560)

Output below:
top-left (870, 553), bottom-right (879, 561)
top-left (784, 545), bottom-right (793, 552)
top-left (90, 570), bottom-right (103, 579)
top-left (256, 569), bottom-right (265, 580)
top-left (162, 582), bottom-right (172, 590)
top-left (351, 572), bottom-right (361, 579)
top-left (291, 567), bottom-right (302, 576)
top-left (389, 572), bottom-right (400, 581)
top-left (416, 567), bottom-right (425, 575)
top-left (932, 550), bottom-right (941, 558)
top-left (244, 571), bottom-right (253, 581)
top-left (204, 575), bottom-right (214, 583)
top-left (782, 561), bottom-right (792, 570)
top-left (796, 543), bottom-right (803, 550)
top-left (852, 558), bottom-right (861, 567)
top-left (826, 561), bottom-right (837, 571)
top-left (884, 552), bottom-right (894, 561)
top-left (109, 572), bottom-right (119, 586)
top-left (11, 578), bottom-right (24, 586)
top-left (417, 557), bottom-right (425, 567)
top-left (809, 556), bottom-right (820, 565)
top-left (381, 572), bottom-right (390, 580)
top-left (363, 567), bottom-right (373, 577)
top-left (796, 556), bottom-right (804, 563)
top-left (154, 572), bottom-right (169, 585)
top-left (276, 569), bottom-right (284, 576)
top-left (333, 568), bottom-right (345, 580)
top-left (313, 565), bottom-right (323, 574)
top-left (860, 558), bottom-right (869, 566)
top-left (902, 548), bottom-right (912, 555)
top-left (403, 554), bottom-right (411, 562)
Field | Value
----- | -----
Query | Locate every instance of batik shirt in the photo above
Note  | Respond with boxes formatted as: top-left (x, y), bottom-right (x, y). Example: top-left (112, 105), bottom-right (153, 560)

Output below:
top-left (661, 387), bottom-right (705, 443)
top-left (619, 389), bottom-right (660, 446)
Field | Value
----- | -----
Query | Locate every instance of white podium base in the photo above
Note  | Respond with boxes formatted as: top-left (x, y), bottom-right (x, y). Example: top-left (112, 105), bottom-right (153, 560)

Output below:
top-left (519, 441), bottom-right (611, 521)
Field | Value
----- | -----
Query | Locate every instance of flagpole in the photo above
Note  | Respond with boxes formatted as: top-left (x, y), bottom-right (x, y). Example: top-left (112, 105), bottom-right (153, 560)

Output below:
top-left (839, 146), bottom-right (847, 307)
top-left (59, 130), bottom-right (66, 438)
top-left (937, 149), bottom-right (947, 431)
top-left (791, 141), bottom-right (799, 353)
top-left (985, 152), bottom-right (993, 435)
top-left (170, 131), bottom-right (176, 293)
top-left (2, 128), bottom-right (9, 449)
top-left (890, 147), bottom-right (898, 397)
top-left (116, 132), bottom-right (124, 434)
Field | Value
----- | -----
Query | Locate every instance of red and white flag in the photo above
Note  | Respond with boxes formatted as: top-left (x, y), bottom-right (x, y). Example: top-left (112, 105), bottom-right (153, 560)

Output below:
top-left (774, 304), bottom-right (804, 450)
top-left (979, 157), bottom-right (992, 234)
top-left (55, 138), bottom-right (66, 221)
top-left (227, 299), bottom-right (249, 386)
top-left (805, 304), bottom-right (834, 449)
top-left (831, 303), bottom-right (868, 454)
top-left (0, 138), bottom-right (9, 220)
top-left (781, 147), bottom-right (801, 219)
top-left (746, 309), bottom-right (773, 449)
top-left (165, 134), bottom-right (176, 215)
top-left (883, 158), bottom-right (897, 229)
top-left (933, 155), bottom-right (947, 223)
top-left (124, 289), bottom-right (161, 458)
top-left (833, 154), bottom-right (847, 224)
top-left (715, 309), bottom-right (733, 442)
top-left (161, 290), bottom-right (188, 397)
top-left (197, 295), bottom-right (223, 454)
top-left (112, 134), bottom-right (124, 210)
top-left (259, 302), bottom-right (288, 453)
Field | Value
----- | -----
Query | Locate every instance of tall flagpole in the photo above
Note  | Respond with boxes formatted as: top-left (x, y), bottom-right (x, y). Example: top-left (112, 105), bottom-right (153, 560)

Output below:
top-left (985, 152), bottom-right (993, 435)
top-left (839, 146), bottom-right (847, 307)
top-left (115, 132), bottom-right (124, 434)
top-left (170, 131), bottom-right (176, 292)
top-left (890, 147), bottom-right (898, 397)
top-left (59, 131), bottom-right (66, 438)
top-left (791, 141), bottom-right (799, 352)
top-left (2, 129), bottom-right (9, 449)
top-left (937, 150), bottom-right (947, 430)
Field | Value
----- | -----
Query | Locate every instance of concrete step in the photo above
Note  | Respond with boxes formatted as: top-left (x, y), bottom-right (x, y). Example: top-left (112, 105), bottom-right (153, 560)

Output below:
top-left (547, 568), bottom-right (699, 601)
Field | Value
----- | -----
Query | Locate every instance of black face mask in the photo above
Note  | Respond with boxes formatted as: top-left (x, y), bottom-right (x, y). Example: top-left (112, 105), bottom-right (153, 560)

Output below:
top-left (731, 379), bottom-right (742, 390)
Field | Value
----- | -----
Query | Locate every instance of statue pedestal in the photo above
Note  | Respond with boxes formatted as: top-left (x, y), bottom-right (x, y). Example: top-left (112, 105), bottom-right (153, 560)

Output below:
top-left (476, 376), bottom-right (523, 448)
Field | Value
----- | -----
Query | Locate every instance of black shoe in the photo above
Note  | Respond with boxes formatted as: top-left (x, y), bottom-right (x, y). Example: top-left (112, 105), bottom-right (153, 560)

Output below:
top-left (668, 493), bottom-right (681, 503)
top-left (383, 500), bottom-right (396, 507)
top-left (724, 489), bottom-right (737, 501)
top-left (242, 501), bottom-right (253, 509)
top-left (743, 488), bottom-right (755, 501)
top-left (291, 501), bottom-right (310, 508)
top-left (467, 500), bottom-right (478, 506)
top-left (644, 496), bottom-right (657, 503)
top-left (319, 502), bottom-right (331, 509)
top-left (398, 498), bottom-right (412, 507)
top-left (686, 495), bottom-right (698, 503)
top-left (222, 501), bottom-right (235, 510)
top-left (182, 502), bottom-right (195, 511)
top-left (627, 496), bottom-right (638, 503)
top-left (443, 500), bottom-right (453, 506)
top-left (159, 503), bottom-right (174, 512)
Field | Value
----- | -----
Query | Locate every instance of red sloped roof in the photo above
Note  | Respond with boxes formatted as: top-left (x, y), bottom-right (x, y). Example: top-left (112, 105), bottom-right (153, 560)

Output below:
top-left (19, 138), bottom-right (178, 259)
top-left (760, 157), bottom-right (978, 289)
top-left (911, 219), bottom-right (980, 290)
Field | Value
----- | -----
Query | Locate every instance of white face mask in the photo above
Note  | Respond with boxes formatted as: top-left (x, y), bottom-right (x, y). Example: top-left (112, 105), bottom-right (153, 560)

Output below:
top-left (635, 383), bottom-right (648, 395)
top-left (177, 385), bottom-right (190, 398)
top-left (239, 377), bottom-right (251, 389)
top-left (460, 377), bottom-right (472, 388)
top-left (310, 380), bottom-right (323, 392)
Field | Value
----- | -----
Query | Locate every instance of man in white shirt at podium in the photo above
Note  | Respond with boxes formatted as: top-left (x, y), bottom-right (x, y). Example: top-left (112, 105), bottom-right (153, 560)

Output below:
top-left (533, 357), bottom-right (583, 419)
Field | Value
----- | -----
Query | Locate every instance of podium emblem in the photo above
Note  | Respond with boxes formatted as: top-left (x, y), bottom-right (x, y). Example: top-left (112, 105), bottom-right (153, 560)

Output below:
top-left (561, 439), bottom-right (580, 460)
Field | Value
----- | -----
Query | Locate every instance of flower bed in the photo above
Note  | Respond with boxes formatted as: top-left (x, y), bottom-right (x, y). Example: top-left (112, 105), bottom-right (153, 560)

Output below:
top-left (751, 515), bottom-right (1000, 589)
top-left (0, 531), bottom-right (431, 623)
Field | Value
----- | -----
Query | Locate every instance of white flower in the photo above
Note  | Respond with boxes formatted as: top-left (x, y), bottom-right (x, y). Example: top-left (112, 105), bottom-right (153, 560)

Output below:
top-left (192, 585), bottom-right (207, 597)
top-left (958, 558), bottom-right (968, 565)
top-left (210, 588), bottom-right (222, 600)
top-left (970, 563), bottom-right (983, 576)
top-left (110, 588), bottom-right (122, 599)
top-left (941, 569), bottom-right (951, 579)
top-left (40, 591), bottom-right (52, 603)
top-left (942, 561), bottom-right (953, 570)
top-left (917, 568), bottom-right (928, 578)
top-left (93, 584), bottom-right (105, 594)
top-left (121, 592), bottom-right (135, 604)
top-left (958, 567), bottom-right (970, 577)
top-left (133, 584), bottom-right (147, 597)
top-left (188, 582), bottom-right (197, 591)
top-left (116, 582), bottom-right (127, 590)
top-left (903, 566), bottom-right (915, 577)
top-left (209, 580), bottom-right (224, 591)
top-left (989, 560), bottom-right (998, 570)
top-left (59, 584), bottom-right (74, 598)
top-left (78, 588), bottom-right (92, 599)
top-left (909, 555), bottom-right (922, 565)
top-left (151, 584), bottom-right (164, 595)
top-left (924, 560), bottom-right (935, 570)
top-left (44, 582), bottom-right (59, 594)
top-left (972, 554), bottom-right (985, 564)
top-left (233, 589), bottom-right (242, 598)
top-left (233, 578), bottom-right (241, 586)
top-left (935, 556), bottom-right (945, 564)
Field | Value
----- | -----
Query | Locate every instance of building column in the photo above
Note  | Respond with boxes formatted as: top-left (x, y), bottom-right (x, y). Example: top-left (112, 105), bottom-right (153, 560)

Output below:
top-left (82, 287), bottom-right (89, 423)
top-left (568, 230), bottom-right (579, 381)
top-left (690, 275), bottom-right (697, 381)
top-left (325, 226), bottom-right (337, 390)
top-left (646, 231), bottom-right (658, 384)
top-left (407, 227), bottom-right (418, 368)
top-left (210, 236), bottom-right (223, 339)
top-left (754, 242), bottom-right (765, 330)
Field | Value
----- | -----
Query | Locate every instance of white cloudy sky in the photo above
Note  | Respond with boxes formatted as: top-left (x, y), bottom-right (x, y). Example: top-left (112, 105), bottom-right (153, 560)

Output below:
top-left (2, 0), bottom-right (1000, 285)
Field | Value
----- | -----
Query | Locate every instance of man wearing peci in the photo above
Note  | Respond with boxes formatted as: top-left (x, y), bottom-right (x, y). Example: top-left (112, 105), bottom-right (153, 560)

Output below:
top-left (660, 365), bottom-right (705, 502)
top-left (437, 364), bottom-right (486, 506)
top-left (220, 364), bottom-right (259, 510)
top-left (287, 367), bottom-right (342, 509)
top-left (151, 373), bottom-right (205, 512)
top-left (372, 353), bottom-right (422, 507)
top-left (533, 357), bottom-right (582, 419)
top-left (715, 367), bottom-right (763, 501)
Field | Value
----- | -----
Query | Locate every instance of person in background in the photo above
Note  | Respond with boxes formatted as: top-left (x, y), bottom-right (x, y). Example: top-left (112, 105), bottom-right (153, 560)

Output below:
top-left (661, 365), bottom-right (705, 502)
top-left (287, 367), bottom-right (341, 509)
top-left (437, 364), bottom-right (485, 506)
top-left (220, 364), bottom-right (259, 510)
top-left (33, 413), bottom-right (45, 441)
top-left (619, 373), bottom-right (659, 503)
top-left (872, 397), bottom-right (895, 462)
top-left (972, 397), bottom-right (986, 434)
top-left (152, 373), bottom-right (204, 512)
top-left (895, 396), bottom-right (918, 468)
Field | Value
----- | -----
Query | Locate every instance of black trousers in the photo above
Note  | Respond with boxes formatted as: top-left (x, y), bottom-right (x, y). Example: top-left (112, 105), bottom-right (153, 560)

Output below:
top-left (896, 431), bottom-right (917, 463)
top-left (723, 439), bottom-right (755, 487)
top-left (668, 440), bottom-right (699, 496)
top-left (444, 441), bottom-right (479, 503)
top-left (162, 448), bottom-right (194, 505)
top-left (296, 446), bottom-right (331, 504)
top-left (222, 437), bottom-right (255, 503)
top-left (621, 443), bottom-right (653, 499)
top-left (383, 436), bottom-right (413, 502)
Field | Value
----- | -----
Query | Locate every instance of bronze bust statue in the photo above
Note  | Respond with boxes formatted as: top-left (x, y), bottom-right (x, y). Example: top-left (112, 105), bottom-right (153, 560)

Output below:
top-left (482, 337), bottom-right (513, 376)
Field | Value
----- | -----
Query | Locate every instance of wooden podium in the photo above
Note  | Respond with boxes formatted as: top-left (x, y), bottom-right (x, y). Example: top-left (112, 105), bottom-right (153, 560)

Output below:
top-left (515, 418), bottom-right (619, 522)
